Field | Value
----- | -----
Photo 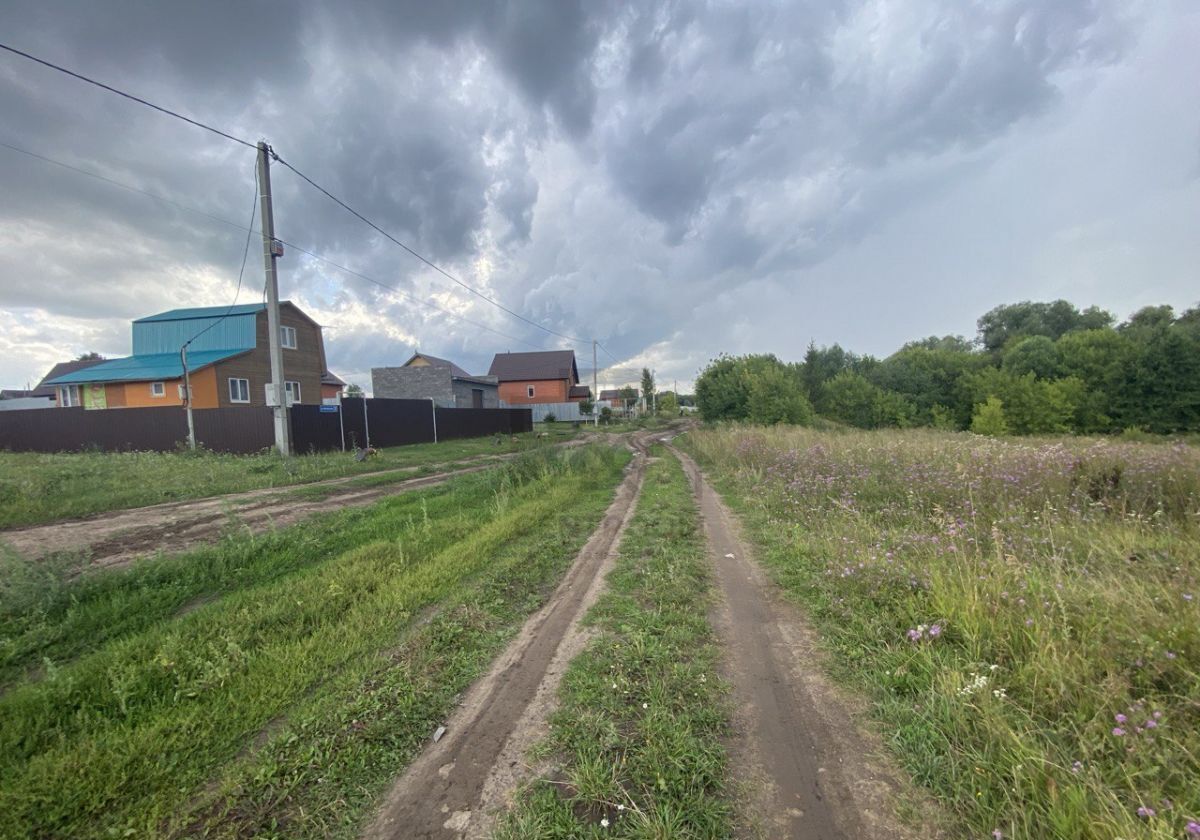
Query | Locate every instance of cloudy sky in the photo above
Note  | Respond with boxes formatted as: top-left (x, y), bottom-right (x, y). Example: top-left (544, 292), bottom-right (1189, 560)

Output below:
top-left (1, 0), bottom-right (1197, 393)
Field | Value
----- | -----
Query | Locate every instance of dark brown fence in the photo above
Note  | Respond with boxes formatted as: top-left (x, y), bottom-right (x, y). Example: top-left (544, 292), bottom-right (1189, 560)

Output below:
top-left (0, 400), bottom-right (531, 454)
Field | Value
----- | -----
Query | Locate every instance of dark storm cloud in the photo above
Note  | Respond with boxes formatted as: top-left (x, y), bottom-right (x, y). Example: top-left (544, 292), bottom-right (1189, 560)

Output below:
top-left (0, 0), bottom-right (1192, 394)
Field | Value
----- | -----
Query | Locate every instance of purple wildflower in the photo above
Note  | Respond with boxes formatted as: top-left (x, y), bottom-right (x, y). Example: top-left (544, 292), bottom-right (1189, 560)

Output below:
top-left (1187, 822), bottom-right (1200, 836)
top-left (1114, 713), bottom-right (1127, 724)
top-left (928, 624), bottom-right (943, 638)
top-left (1112, 727), bottom-right (1126, 736)
top-left (1070, 760), bottom-right (1082, 774)
top-left (906, 628), bottom-right (922, 642)
top-left (1144, 719), bottom-right (1157, 729)
top-left (1136, 806), bottom-right (1155, 818)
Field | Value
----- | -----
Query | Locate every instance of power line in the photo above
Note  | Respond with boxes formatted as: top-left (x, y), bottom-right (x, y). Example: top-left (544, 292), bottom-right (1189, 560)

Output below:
top-left (184, 165), bottom-right (259, 349)
top-left (0, 139), bottom-right (541, 351)
top-left (0, 42), bottom-right (590, 349)
top-left (272, 153), bottom-right (588, 346)
top-left (0, 42), bottom-right (256, 149)
top-left (596, 341), bottom-right (623, 365)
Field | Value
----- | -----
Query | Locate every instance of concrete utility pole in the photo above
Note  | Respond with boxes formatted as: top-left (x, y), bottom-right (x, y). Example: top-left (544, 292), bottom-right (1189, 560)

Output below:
top-left (257, 141), bottom-right (291, 456)
top-left (592, 339), bottom-right (599, 427)
top-left (181, 346), bottom-right (196, 450)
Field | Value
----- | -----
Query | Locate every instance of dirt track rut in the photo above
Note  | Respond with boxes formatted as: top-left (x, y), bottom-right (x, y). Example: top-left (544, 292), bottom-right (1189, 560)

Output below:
top-left (363, 433), bottom-right (653, 840)
top-left (673, 446), bottom-right (934, 840)
top-left (0, 447), bottom-right (576, 572)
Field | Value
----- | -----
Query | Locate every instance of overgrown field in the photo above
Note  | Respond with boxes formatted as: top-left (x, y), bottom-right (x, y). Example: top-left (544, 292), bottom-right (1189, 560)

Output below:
top-left (0, 428), bottom-right (578, 528)
top-left (497, 448), bottom-right (731, 838)
top-left (0, 444), bottom-right (628, 839)
top-left (684, 427), bottom-right (1199, 840)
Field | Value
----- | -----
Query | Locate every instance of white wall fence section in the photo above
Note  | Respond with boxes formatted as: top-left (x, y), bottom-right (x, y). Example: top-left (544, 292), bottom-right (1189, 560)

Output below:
top-left (501, 400), bottom-right (586, 422)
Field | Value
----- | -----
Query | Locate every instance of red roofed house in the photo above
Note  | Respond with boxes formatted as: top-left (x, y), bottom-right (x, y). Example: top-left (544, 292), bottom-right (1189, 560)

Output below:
top-left (487, 350), bottom-right (591, 405)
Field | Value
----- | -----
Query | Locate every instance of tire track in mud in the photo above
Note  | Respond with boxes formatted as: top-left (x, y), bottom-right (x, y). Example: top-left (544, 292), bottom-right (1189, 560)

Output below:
top-left (362, 432), bottom-right (656, 840)
top-left (0, 443), bottom-right (588, 573)
top-left (672, 446), bottom-right (939, 840)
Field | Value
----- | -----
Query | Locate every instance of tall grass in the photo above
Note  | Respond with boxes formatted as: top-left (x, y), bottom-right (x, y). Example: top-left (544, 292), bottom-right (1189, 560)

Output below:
top-left (684, 426), bottom-right (1200, 840)
top-left (0, 444), bottom-right (627, 839)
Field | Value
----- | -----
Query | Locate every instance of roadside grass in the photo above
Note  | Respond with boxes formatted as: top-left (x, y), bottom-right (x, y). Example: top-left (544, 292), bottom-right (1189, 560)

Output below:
top-left (0, 444), bottom-right (629, 839)
top-left (683, 426), bottom-right (1200, 840)
top-left (0, 429), bottom-right (579, 529)
top-left (495, 448), bottom-right (731, 839)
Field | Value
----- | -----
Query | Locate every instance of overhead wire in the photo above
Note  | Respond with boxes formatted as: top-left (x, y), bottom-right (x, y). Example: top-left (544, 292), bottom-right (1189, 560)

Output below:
top-left (0, 140), bottom-right (541, 351)
top-left (183, 164), bottom-right (260, 349)
top-left (272, 153), bottom-right (589, 346)
top-left (0, 42), bottom-right (256, 149)
top-left (0, 42), bottom-right (593, 351)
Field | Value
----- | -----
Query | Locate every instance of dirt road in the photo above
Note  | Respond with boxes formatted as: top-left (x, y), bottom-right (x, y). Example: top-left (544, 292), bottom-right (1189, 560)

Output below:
top-left (363, 433), bottom-right (654, 840)
top-left (0, 449), bottom-right (555, 572)
top-left (673, 447), bottom-right (936, 840)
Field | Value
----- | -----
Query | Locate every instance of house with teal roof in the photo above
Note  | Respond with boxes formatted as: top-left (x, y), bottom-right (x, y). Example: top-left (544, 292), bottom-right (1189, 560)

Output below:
top-left (46, 302), bottom-right (343, 410)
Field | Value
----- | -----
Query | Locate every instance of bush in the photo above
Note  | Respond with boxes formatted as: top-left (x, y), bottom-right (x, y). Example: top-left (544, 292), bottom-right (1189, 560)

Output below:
top-left (970, 395), bottom-right (1009, 435)
top-left (542, 412), bottom-right (556, 424)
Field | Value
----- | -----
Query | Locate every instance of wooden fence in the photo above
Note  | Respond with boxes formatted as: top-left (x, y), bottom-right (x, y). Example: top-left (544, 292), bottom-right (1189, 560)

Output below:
top-left (0, 399), bottom-right (532, 454)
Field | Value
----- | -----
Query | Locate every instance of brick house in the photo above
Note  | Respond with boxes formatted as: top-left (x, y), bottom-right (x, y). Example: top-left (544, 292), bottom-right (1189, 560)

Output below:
top-left (371, 353), bottom-right (499, 408)
top-left (45, 302), bottom-right (340, 409)
top-left (487, 350), bottom-right (591, 405)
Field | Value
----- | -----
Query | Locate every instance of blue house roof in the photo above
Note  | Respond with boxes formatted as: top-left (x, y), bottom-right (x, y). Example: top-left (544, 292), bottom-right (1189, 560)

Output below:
top-left (134, 303), bottom-right (266, 323)
top-left (46, 349), bottom-right (249, 385)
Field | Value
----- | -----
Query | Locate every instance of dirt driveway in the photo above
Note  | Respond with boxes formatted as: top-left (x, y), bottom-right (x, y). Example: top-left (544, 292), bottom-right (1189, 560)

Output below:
top-left (0, 448), bottom-right (561, 573)
top-left (362, 431), bottom-right (657, 840)
top-left (672, 446), bottom-right (942, 839)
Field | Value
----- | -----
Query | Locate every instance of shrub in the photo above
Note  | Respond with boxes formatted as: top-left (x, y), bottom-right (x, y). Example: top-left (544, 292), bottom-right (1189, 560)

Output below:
top-left (970, 395), bottom-right (1009, 436)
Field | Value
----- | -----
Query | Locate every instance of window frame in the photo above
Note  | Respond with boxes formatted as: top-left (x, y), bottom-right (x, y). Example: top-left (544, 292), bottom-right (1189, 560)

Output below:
top-left (150, 381), bottom-right (165, 398)
top-left (280, 325), bottom-right (297, 350)
top-left (526, 385), bottom-right (535, 398)
top-left (228, 377), bottom-right (250, 404)
top-left (284, 380), bottom-right (301, 404)
top-left (59, 384), bottom-right (80, 407)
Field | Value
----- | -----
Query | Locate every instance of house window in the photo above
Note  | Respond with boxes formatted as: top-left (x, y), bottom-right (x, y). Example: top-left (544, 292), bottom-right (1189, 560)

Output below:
top-left (280, 325), bottom-right (297, 349)
top-left (59, 385), bottom-right (80, 407)
top-left (527, 385), bottom-right (535, 398)
top-left (285, 380), bottom-right (301, 404)
top-left (150, 382), bottom-right (165, 397)
top-left (228, 377), bottom-right (250, 403)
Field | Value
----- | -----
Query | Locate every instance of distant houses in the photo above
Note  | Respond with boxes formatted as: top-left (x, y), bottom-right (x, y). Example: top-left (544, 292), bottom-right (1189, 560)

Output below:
top-left (487, 350), bottom-right (591, 405)
top-left (39, 302), bottom-right (343, 409)
top-left (371, 353), bottom-right (500, 408)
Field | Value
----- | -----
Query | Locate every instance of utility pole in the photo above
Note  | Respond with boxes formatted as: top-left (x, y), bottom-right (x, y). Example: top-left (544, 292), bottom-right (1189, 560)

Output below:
top-left (181, 346), bottom-right (196, 450)
top-left (652, 368), bottom-right (657, 414)
top-left (257, 141), bottom-right (291, 456)
top-left (592, 339), bottom-right (599, 427)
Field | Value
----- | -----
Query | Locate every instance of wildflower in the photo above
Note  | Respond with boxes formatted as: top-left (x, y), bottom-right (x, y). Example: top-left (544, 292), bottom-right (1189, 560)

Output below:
top-left (642, 702), bottom-right (649, 709)
top-left (993, 830), bottom-right (1003, 839)
top-left (906, 628), bottom-right (923, 642)
top-left (600, 817), bottom-right (610, 828)
top-left (1187, 821), bottom-right (1200, 836)
top-left (1137, 806), bottom-right (1155, 818)
top-left (928, 624), bottom-right (943, 638)
top-left (1112, 727), bottom-right (1126, 736)
top-left (1144, 719), bottom-right (1157, 729)
top-left (1114, 713), bottom-right (1127, 724)
top-left (1070, 761), bottom-right (1082, 774)
top-left (617, 804), bottom-right (625, 811)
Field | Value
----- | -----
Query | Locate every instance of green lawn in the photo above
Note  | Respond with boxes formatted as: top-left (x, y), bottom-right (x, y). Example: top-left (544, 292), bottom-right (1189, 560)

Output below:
top-left (683, 426), bottom-right (1200, 840)
top-left (0, 428), bottom-right (580, 529)
top-left (0, 444), bottom-right (628, 839)
top-left (496, 447), bottom-right (732, 838)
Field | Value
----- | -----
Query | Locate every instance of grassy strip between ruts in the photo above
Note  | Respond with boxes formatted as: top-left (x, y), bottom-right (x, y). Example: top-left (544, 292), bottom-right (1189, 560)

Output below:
top-left (683, 426), bottom-right (1200, 840)
top-left (495, 447), bottom-right (732, 839)
top-left (0, 444), bottom-right (628, 839)
top-left (0, 427), bottom-right (581, 529)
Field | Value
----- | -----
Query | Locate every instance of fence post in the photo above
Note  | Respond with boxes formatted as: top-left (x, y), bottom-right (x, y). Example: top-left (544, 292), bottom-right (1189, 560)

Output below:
top-left (338, 391), bottom-right (345, 452)
top-left (430, 398), bottom-right (438, 444)
top-left (362, 397), bottom-right (371, 449)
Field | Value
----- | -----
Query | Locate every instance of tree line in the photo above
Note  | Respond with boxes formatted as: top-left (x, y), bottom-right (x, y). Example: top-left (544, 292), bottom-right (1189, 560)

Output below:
top-left (695, 300), bottom-right (1200, 434)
